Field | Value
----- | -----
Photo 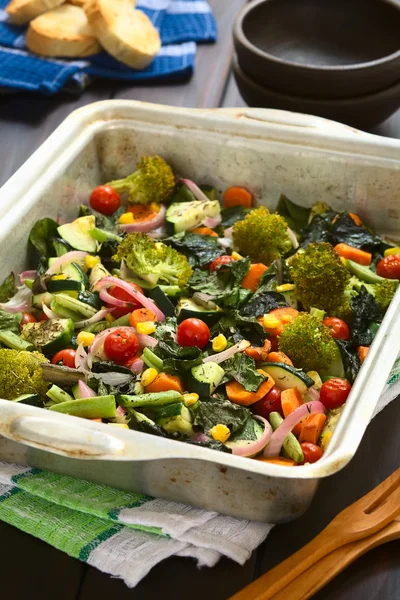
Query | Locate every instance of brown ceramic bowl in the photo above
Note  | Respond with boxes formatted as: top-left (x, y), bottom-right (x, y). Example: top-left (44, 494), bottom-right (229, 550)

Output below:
top-left (233, 0), bottom-right (400, 99)
top-left (232, 54), bottom-right (400, 130)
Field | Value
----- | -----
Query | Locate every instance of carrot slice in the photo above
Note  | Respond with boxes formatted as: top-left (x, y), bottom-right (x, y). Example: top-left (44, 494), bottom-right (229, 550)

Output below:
top-left (223, 186), bottom-right (253, 208)
top-left (127, 203), bottom-right (158, 222)
top-left (357, 346), bottom-right (370, 364)
top-left (334, 243), bottom-right (372, 266)
top-left (226, 372), bottom-right (275, 406)
top-left (281, 387), bottom-right (304, 436)
top-left (255, 457), bottom-right (296, 466)
top-left (241, 263), bottom-right (268, 292)
top-left (190, 227), bottom-right (218, 236)
top-left (129, 308), bottom-right (157, 327)
top-left (145, 373), bottom-right (184, 394)
top-left (244, 339), bottom-right (272, 362)
top-left (259, 307), bottom-right (299, 337)
top-left (266, 351), bottom-right (293, 366)
top-left (349, 212), bottom-right (363, 226)
top-left (298, 413), bottom-right (327, 445)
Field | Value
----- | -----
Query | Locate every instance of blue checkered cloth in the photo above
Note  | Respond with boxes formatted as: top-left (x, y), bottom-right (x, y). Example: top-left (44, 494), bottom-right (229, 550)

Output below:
top-left (0, 0), bottom-right (217, 94)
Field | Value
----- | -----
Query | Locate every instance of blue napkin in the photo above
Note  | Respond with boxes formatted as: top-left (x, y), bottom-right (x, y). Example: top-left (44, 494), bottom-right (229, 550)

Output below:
top-left (0, 0), bottom-right (217, 94)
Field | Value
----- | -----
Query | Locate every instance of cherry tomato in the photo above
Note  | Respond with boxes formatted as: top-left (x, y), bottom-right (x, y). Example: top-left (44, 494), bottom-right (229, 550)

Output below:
top-left (376, 255), bottom-right (400, 280)
top-left (323, 317), bottom-right (350, 341)
top-left (52, 349), bottom-right (77, 368)
top-left (209, 255), bottom-right (235, 272)
top-left (176, 318), bottom-right (210, 349)
top-left (320, 378), bottom-right (351, 410)
top-left (104, 328), bottom-right (139, 364)
top-left (39, 312), bottom-right (49, 321)
top-left (105, 283), bottom-right (143, 319)
top-left (252, 387), bottom-right (282, 419)
top-left (300, 442), bottom-right (323, 464)
top-left (90, 185), bottom-right (121, 216)
top-left (20, 313), bottom-right (37, 330)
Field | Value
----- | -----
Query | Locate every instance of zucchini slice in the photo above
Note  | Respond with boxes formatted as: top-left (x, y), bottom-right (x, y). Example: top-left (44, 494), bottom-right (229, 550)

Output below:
top-left (176, 297), bottom-right (222, 326)
top-left (166, 200), bottom-right (220, 234)
top-left (260, 362), bottom-right (314, 395)
top-left (189, 362), bottom-right (225, 397)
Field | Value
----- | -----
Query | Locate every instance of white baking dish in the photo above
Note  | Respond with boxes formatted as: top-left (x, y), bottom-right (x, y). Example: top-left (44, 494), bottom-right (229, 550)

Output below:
top-left (0, 101), bottom-right (400, 523)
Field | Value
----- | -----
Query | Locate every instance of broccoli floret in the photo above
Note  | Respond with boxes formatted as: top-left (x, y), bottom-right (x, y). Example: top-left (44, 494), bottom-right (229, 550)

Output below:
top-left (114, 233), bottom-right (192, 287)
top-left (0, 349), bottom-right (49, 400)
top-left (330, 276), bottom-right (360, 323)
top-left (288, 242), bottom-right (350, 313)
top-left (232, 206), bottom-right (292, 265)
top-left (107, 156), bottom-right (175, 205)
top-left (353, 278), bottom-right (398, 312)
top-left (278, 313), bottom-right (338, 373)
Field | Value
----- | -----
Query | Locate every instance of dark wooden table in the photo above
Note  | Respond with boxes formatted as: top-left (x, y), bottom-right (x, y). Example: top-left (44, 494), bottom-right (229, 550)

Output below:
top-left (1, 3), bottom-right (400, 598)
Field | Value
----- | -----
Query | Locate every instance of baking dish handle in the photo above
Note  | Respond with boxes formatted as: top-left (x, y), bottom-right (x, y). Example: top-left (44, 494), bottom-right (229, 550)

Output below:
top-left (218, 107), bottom-right (371, 138)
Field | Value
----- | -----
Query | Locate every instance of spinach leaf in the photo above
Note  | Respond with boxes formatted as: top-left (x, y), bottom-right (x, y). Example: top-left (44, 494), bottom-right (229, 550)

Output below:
top-left (0, 273), bottom-right (15, 303)
top-left (211, 310), bottom-right (267, 346)
top-left (154, 340), bottom-right (203, 373)
top-left (189, 269), bottom-right (224, 297)
top-left (222, 352), bottom-right (265, 392)
top-left (221, 257), bottom-right (250, 284)
top-left (335, 340), bottom-right (361, 384)
top-left (29, 218), bottom-right (59, 258)
top-left (240, 291), bottom-right (288, 318)
top-left (229, 417), bottom-right (263, 442)
top-left (189, 261), bottom-right (251, 311)
top-left (350, 287), bottom-right (382, 347)
top-left (0, 310), bottom-right (22, 334)
top-left (193, 399), bottom-right (252, 435)
top-left (187, 439), bottom-right (232, 453)
top-left (276, 194), bottom-right (310, 233)
top-left (165, 232), bottom-right (224, 268)
top-left (79, 204), bottom-right (124, 234)
top-left (328, 213), bottom-right (386, 251)
top-left (300, 213), bottom-right (333, 248)
top-left (255, 259), bottom-right (291, 294)
top-left (154, 317), bottom-right (178, 342)
top-left (91, 361), bottom-right (133, 375)
top-left (219, 205), bottom-right (249, 229)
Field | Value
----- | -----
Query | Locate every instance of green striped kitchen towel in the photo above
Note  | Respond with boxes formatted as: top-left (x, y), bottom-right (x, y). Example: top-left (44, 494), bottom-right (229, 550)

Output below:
top-left (0, 358), bottom-right (399, 587)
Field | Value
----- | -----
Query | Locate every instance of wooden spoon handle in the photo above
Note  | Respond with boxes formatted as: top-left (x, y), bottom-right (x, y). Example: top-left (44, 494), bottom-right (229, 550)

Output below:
top-left (271, 520), bottom-right (400, 600)
top-left (229, 523), bottom-right (342, 600)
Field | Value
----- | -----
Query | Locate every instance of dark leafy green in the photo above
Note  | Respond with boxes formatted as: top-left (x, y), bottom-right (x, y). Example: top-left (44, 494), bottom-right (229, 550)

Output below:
top-left (300, 213), bottom-right (334, 248)
top-left (154, 340), bottom-right (202, 374)
top-left (335, 340), bottom-right (361, 384)
top-left (79, 204), bottom-right (125, 234)
top-left (255, 259), bottom-right (291, 294)
top-left (0, 310), bottom-right (22, 334)
top-left (0, 273), bottom-right (16, 303)
top-left (193, 399), bottom-right (251, 435)
top-left (189, 269), bottom-right (224, 297)
top-left (276, 194), bottom-right (310, 233)
top-left (153, 317), bottom-right (178, 342)
top-left (222, 352), bottom-right (265, 392)
top-left (187, 439), bottom-right (232, 453)
top-left (228, 417), bottom-right (263, 443)
top-left (240, 291), bottom-right (288, 318)
top-left (219, 205), bottom-right (249, 229)
top-left (29, 218), bottom-right (59, 259)
top-left (170, 182), bottom-right (197, 204)
top-left (165, 232), bottom-right (224, 268)
top-left (328, 213), bottom-right (388, 252)
top-left (350, 287), bottom-right (382, 347)
top-left (211, 310), bottom-right (267, 346)
top-left (91, 361), bottom-right (133, 375)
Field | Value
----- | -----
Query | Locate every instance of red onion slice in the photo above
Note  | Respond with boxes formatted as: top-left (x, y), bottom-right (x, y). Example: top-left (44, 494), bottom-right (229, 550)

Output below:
top-left (217, 237), bottom-right (233, 249)
top-left (137, 334), bottom-right (158, 349)
top-left (46, 251), bottom-right (88, 275)
top-left (180, 178), bottom-right (210, 203)
top-left (203, 340), bottom-right (250, 364)
top-left (74, 308), bottom-right (113, 329)
top-left (78, 380), bottom-right (96, 398)
top-left (202, 215), bottom-right (221, 228)
top-left (127, 358), bottom-right (144, 374)
top-left (190, 432), bottom-right (210, 443)
top-left (305, 387), bottom-right (320, 403)
top-left (19, 270), bottom-right (37, 284)
top-left (116, 405), bottom-right (127, 416)
top-left (94, 277), bottom-right (165, 321)
top-left (99, 287), bottom-right (130, 308)
top-left (228, 416), bottom-right (272, 457)
top-left (287, 227), bottom-right (299, 249)
top-left (224, 226), bottom-right (233, 239)
top-left (75, 343), bottom-right (90, 373)
top-left (0, 285), bottom-right (32, 313)
top-left (118, 205), bottom-right (166, 233)
top-left (41, 301), bottom-right (59, 320)
top-left (263, 401), bottom-right (325, 458)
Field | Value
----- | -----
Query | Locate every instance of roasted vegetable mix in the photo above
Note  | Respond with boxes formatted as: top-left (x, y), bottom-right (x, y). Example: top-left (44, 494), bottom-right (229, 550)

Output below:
top-left (1, 158), bottom-right (399, 465)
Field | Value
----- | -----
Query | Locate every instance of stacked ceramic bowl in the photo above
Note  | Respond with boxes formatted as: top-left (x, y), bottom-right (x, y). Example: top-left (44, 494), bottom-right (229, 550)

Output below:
top-left (233, 0), bottom-right (400, 129)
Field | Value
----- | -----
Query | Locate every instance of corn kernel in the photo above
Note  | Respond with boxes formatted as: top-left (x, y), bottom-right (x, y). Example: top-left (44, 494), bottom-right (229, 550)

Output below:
top-left (263, 314), bottom-right (281, 330)
top-left (76, 331), bottom-right (96, 347)
top-left (231, 252), bottom-right (243, 261)
top-left (276, 283), bottom-right (295, 293)
top-left (150, 202), bottom-right (161, 213)
top-left (340, 256), bottom-right (347, 266)
top-left (183, 393), bottom-right (199, 407)
top-left (105, 313), bottom-right (115, 324)
top-left (210, 424), bottom-right (231, 443)
top-left (85, 255), bottom-right (100, 269)
top-left (212, 334), bottom-right (227, 352)
top-left (384, 247), bottom-right (400, 256)
top-left (306, 371), bottom-right (323, 390)
top-left (136, 321), bottom-right (156, 335)
top-left (52, 274), bottom-right (66, 280)
top-left (281, 314), bottom-right (294, 324)
top-left (118, 212), bottom-right (135, 225)
top-left (141, 367), bottom-right (158, 387)
top-left (108, 423), bottom-right (129, 429)
top-left (320, 431), bottom-right (332, 452)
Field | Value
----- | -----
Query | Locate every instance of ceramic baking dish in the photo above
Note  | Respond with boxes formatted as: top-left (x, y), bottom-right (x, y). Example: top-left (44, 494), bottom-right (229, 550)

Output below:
top-left (0, 101), bottom-right (400, 523)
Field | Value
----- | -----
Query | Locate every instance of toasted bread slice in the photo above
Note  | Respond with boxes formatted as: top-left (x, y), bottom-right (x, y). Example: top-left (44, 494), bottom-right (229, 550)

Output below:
top-left (85, 0), bottom-right (160, 70)
top-left (6, 0), bottom-right (64, 25)
top-left (26, 4), bottom-right (101, 58)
